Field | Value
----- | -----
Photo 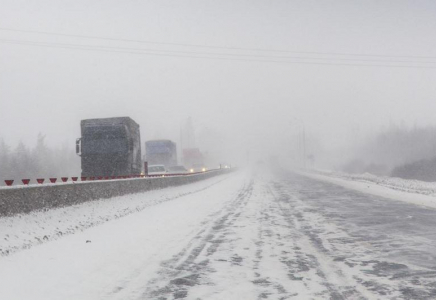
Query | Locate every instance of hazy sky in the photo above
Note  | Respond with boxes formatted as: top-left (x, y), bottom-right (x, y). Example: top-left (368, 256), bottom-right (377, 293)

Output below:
top-left (1, 0), bottom-right (436, 163)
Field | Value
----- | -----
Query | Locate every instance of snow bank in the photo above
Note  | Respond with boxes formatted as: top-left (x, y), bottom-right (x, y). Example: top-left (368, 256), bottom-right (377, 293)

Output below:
top-left (303, 170), bottom-right (436, 210)
top-left (315, 170), bottom-right (436, 195)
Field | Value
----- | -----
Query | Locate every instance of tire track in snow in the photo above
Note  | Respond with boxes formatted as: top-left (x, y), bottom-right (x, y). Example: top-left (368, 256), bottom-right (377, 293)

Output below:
top-left (269, 180), bottom-right (366, 299)
top-left (276, 170), bottom-right (436, 299)
top-left (141, 178), bottom-right (254, 299)
top-left (143, 173), bottom-right (338, 299)
top-left (133, 169), bottom-right (436, 299)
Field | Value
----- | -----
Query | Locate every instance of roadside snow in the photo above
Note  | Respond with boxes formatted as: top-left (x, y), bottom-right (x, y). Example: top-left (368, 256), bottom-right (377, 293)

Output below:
top-left (303, 170), bottom-right (436, 210)
top-left (0, 173), bottom-right (233, 257)
top-left (0, 171), bottom-right (245, 300)
top-left (315, 170), bottom-right (436, 195)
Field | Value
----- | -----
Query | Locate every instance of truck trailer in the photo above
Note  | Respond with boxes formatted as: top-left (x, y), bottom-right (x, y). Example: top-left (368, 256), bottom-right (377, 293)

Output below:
top-left (76, 117), bottom-right (142, 177)
top-left (145, 140), bottom-right (177, 168)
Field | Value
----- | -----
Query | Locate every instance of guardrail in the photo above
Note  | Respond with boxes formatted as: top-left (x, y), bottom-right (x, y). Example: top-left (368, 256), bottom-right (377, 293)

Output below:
top-left (0, 169), bottom-right (233, 217)
top-left (2, 171), bottom-right (215, 186)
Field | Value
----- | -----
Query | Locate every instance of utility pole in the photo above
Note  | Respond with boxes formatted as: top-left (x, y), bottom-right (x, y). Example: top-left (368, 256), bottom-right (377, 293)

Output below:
top-left (180, 122), bottom-right (183, 165)
top-left (302, 123), bottom-right (306, 169)
top-left (290, 118), bottom-right (307, 169)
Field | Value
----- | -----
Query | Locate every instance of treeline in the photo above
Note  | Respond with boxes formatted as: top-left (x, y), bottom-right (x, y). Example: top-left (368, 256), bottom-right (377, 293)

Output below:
top-left (391, 157), bottom-right (436, 182)
top-left (0, 134), bottom-right (80, 185)
top-left (342, 124), bottom-right (436, 180)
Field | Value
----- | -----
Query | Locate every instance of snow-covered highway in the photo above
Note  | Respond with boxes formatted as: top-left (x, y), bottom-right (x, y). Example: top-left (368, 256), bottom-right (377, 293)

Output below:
top-left (1, 168), bottom-right (436, 299)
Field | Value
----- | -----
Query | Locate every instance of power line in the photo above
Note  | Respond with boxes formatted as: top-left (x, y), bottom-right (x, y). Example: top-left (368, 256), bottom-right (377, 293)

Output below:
top-left (1, 38), bottom-right (435, 69)
top-left (1, 27), bottom-right (436, 60)
top-left (1, 38), bottom-right (435, 65)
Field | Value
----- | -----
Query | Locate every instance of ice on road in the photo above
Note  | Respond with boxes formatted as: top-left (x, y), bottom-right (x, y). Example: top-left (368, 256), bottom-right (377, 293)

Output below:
top-left (1, 169), bottom-right (436, 299)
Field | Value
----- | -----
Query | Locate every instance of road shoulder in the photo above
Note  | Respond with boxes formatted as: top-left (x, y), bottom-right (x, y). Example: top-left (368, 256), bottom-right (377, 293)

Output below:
top-left (301, 171), bottom-right (436, 210)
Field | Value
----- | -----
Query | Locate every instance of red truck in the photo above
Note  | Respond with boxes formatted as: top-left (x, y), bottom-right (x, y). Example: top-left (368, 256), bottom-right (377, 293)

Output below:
top-left (183, 148), bottom-right (206, 172)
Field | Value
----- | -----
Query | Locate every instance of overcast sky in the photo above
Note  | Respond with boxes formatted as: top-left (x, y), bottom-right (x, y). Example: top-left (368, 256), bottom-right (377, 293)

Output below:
top-left (1, 0), bottom-right (436, 163)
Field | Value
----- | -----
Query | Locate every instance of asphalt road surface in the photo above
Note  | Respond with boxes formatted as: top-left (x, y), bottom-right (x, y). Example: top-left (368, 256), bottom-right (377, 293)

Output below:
top-left (2, 169), bottom-right (436, 300)
top-left (143, 169), bottom-right (436, 299)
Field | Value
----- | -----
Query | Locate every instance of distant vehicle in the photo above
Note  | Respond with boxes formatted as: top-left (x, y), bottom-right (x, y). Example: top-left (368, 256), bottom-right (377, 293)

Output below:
top-left (76, 117), bottom-right (141, 177)
top-left (145, 140), bottom-right (177, 168)
top-left (183, 148), bottom-right (204, 170)
top-left (189, 163), bottom-right (207, 173)
top-left (148, 164), bottom-right (167, 175)
top-left (167, 165), bottom-right (189, 174)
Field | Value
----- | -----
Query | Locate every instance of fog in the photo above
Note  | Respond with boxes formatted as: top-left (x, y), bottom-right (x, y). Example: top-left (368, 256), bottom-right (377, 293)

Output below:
top-left (1, 1), bottom-right (436, 177)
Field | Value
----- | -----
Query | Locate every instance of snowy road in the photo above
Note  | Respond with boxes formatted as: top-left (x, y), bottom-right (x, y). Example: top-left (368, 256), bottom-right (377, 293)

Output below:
top-left (1, 169), bottom-right (436, 299)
